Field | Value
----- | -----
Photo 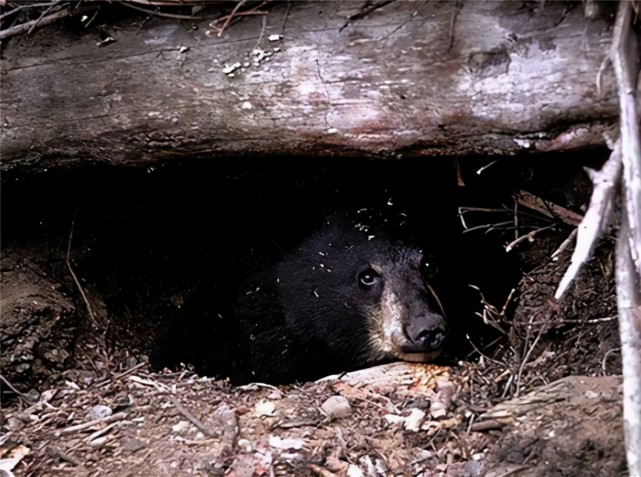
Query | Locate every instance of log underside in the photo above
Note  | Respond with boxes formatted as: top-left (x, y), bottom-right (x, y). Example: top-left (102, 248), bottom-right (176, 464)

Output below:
top-left (0, 1), bottom-right (634, 171)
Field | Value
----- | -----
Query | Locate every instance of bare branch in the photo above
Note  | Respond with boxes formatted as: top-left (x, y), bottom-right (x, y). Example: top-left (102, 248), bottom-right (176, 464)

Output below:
top-left (616, 204), bottom-right (641, 477)
top-left (0, 6), bottom-right (86, 41)
top-left (611, 3), bottom-right (641, 476)
top-left (611, 0), bottom-right (641, 280)
top-left (555, 143), bottom-right (622, 299)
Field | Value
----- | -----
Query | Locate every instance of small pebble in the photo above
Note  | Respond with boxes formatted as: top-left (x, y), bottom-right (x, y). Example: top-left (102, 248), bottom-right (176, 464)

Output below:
top-left (172, 421), bottom-right (190, 433)
top-left (85, 404), bottom-right (112, 421)
top-left (321, 395), bottom-right (352, 419)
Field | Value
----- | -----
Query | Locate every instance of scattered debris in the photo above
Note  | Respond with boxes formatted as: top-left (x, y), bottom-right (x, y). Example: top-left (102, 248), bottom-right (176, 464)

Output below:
top-left (223, 62), bottom-right (242, 75)
top-left (0, 444), bottom-right (30, 477)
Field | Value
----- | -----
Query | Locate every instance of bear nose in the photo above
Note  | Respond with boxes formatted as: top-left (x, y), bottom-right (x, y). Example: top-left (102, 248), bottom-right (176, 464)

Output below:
top-left (412, 326), bottom-right (447, 350)
top-left (404, 317), bottom-right (447, 352)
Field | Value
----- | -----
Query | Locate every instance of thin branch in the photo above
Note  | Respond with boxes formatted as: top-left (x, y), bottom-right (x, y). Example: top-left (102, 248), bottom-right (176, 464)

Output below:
top-left (551, 228), bottom-right (578, 260)
top-left (505, 224), bottom-right (557, 253)
top-left (216, 0), bottom-right (246, 37)
top-left (58, 412), bottom-right (129, 435)
top-left (0, 2), bottom-right (59, 21)
top-left (339, 0), bottom-right (395, 32)
top-left (514, 320), bottom-right (545, 398)
top-left (169, 396), bottom-right (217, 437)
top-left (516, 190), bottom-right (584, 227)
top-left (27, 1), bottom-right (61, 35)
top-left (47, 447), bottom-right (82, 467)
top-left (0, 374), bottom-right (36, 404)
top-left (0, 6), bottom-right (85, 41)
top-left (66, 222), bottom-right (98, 326)
top-left (253, 12), bottom-right (267, 50)
top-left (121, 2), bottom-right (204, 20)
top-left (279, 0), bottom-right (291, 36)
top-left (211, 0), bottom-right (270, 37)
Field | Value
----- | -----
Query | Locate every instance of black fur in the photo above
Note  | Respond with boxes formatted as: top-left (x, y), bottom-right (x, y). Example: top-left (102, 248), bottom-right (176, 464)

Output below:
top-left (151, 213), bottom-right (448, 384)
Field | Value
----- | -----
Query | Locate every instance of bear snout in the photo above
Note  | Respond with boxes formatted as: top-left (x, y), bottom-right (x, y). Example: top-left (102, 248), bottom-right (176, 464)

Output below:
top-left (401, 315), bottom-right (448, 353)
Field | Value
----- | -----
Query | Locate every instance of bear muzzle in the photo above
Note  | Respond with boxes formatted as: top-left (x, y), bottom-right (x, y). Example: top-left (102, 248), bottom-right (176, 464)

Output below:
top-left (392, 313), bottom-right (448, 362)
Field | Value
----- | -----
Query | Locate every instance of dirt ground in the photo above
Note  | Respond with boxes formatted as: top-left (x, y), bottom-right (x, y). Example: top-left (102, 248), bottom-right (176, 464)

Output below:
top-left (1, 356), bottom-right (626, 477)
top-left (0, 239), bottom-right (626, 477)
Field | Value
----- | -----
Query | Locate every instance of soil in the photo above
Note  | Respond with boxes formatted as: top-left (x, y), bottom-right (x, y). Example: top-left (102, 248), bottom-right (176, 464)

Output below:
top-left (1, 223), bottom-right (625, 477)
top-left (1, 357), bottom-right (626, 477)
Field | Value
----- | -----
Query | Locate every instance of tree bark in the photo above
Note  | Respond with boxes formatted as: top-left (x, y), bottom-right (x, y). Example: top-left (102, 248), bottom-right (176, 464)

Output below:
top-left (0, 1), bottom-right (631, 171)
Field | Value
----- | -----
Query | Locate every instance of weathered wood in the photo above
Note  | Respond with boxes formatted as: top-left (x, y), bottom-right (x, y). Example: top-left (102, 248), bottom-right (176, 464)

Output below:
top-left (0, 1), bottom-right (628, 170)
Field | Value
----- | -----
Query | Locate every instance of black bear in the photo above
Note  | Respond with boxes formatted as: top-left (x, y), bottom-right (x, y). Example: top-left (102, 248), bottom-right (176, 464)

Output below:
top-left (151, 212), bottom-right (448, 384)
top-left (227, 212), bottom-right (448, 383)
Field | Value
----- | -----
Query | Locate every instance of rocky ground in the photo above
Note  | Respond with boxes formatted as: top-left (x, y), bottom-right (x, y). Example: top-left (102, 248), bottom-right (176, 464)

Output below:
top-left (1, 244), bottom-right (625, 476)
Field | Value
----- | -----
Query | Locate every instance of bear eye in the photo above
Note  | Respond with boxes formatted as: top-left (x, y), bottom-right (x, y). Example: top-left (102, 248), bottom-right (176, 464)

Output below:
top-left (357, 268), bottom-right (381, 288)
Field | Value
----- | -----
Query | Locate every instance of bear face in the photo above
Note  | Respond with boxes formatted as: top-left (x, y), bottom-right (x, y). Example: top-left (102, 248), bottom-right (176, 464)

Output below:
top-left (276, 216), bottom-right (448, 373)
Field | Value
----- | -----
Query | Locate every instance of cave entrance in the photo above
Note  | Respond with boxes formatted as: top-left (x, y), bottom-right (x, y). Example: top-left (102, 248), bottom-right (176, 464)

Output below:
top-left (1, 152), bottom-right (609, 388)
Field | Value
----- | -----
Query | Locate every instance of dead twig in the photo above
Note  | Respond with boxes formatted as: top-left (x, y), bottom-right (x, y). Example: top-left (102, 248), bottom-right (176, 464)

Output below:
top-left (516, 190), bottom-right (584, 227)
top-left (464, 334), bottom-right (505, 366)
top-left (238, 382), bottom-right (280, 392)
top-left (87, 421), bottom-right (124, 443)
top-left (169, 396), bottom-right (217, 437)
top-left (129, 375), bottom-right (170, 392)
top-left (270, 420), bottom-right (319, 431)
top-left (527, 316), bottom-right (616, 326)
top-left (468, 284), bottom-right (508, 334)
top-left (279, 0), bottom-right (291, 35)
top-left (0, 6), bottom-right (86, 41)
top-left (505, 224), bottom-right (557, 252)
top-left (27, 1), bottom-right (61, 35)
top-left (213, 0), bottom-right (270, 37)
top-left (339, 0), bottom-right (395, 32)
top-left (66, 221), bottom-right (98, 327)
top-left (0, 2), bottom-right (58, 21)
top-left (514, 317), bottom-right (546, 398)
top-left (602, 346), bottom-right (622, 372)
top-left (457, 206), bottom-right (509, 228)
top-left (121, 2), bottom-right (204, 20)
top-left (252, 13), bottom-right (267, 50)
top-left (555, 0), bottom-right (640, 297)
top-left (58, 412), bottom-right (129, 435)
top-left (0, 374), bottom-right (37, 404)
top-left (551, 228), bottom-right (578, 260)
top-left (48, 446), bottom-right (83, 467)
top-left (470, 418), bottom-right (508, 432)
top-left (96, 361), bottom-right (148, 388)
